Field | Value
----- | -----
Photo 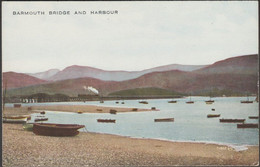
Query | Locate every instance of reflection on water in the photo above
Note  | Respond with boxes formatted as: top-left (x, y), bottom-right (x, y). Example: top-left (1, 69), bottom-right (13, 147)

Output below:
top-left (11, 96), bottom-right (259, 146)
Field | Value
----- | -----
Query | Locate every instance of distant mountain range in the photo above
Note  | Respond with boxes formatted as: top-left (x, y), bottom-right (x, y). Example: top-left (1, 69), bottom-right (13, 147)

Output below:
top-left (3, 54), bottom-right (258, 97)
top-left (27, 64), bottom-right (207, 81)
top-left (27, 69), bottom-right (60, 80)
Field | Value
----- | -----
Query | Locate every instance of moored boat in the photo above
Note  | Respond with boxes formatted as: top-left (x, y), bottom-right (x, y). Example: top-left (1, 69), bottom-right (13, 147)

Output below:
top-left (40, 111), bottom-right (45, 114)
top-left (168, 100), bottom-right (177, 103)
top-left (139, 101), bottom-right (148, 104)
top-left (186, 95), bottom-right (194, 104)
top-left (97, 119), bottom-right (116, 123)
top-left (154, 118), bottom-right (174, 122)
top-left (237, 123), bottom-right (258, 128)
top-left (207, 114), bottom-right (220, 118)
top-left (205, 100), bottom-right (214, 104)
top-left (219, 119), bottom-right (245, 123)
top-left (248, 116), bottom-right (259, 119)
top-left (241, 96), bottom-right (253, 103)
top-left (33, 123), bottom-right (85, 136)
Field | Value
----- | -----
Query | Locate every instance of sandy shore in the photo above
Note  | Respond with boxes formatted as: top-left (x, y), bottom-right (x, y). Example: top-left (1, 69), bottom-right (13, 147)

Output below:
top-left (2, 123), bottom-right (259, 167)
top-left (3, 104), bottom-right (153, 115)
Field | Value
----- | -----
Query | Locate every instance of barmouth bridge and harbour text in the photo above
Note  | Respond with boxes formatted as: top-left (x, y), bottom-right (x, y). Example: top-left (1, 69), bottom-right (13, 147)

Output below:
top-left (12, 10), bottom-right (119, 15)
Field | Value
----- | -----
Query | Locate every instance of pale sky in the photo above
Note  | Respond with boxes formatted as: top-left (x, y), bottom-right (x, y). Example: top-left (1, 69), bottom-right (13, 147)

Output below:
top-left (2, 1), bottom-right (258, 73)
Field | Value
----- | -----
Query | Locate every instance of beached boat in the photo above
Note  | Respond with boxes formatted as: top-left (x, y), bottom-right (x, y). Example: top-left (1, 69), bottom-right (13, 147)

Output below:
top-left (139, 101), bottom-right (148, 104)
top-left (237, 123), bottom-right (258, 128)
top-left (23, 123), bottom-right (34, 131)
top-left (77, 110), bottom-right (83, 114)
top-left (110, 109), bottom-right (117, 114)
top-left (33, 123), bottom-right (85, 136)
top-left (248, 116), bottom-right (259, 119)
top-left (219, 119), bottom-right (245, 123)
top-left (154, 118), bottom-right (174, 122)
top-left (207, 114), bottom-right (220, 118)
top-left (40, 111), bottom-right (46, 114)
top-left (34, 118), bottom-right (48, 122)
top-left (3, 115), bottom-right (28, 124)
top-left (97, 119), bottom-right (116, 123)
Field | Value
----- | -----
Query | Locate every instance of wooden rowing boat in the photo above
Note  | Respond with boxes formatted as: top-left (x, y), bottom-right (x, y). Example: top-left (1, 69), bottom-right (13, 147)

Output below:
top-left (110, 109), bottom-right (117, 114)
top-left (248, 116), bottom-right (259, 119)
top-left (237, 123), bottom-right (258, 128)
top-left (97, 119), bottom-right (116, 123)
top-left (3, 115), bottom-right (28, 124)
top-left (154, 118), bottom-right (174, 122)
top-left (219, 119), bottom-right (245, 123)
top-left (207, 114), bottom-right (220, 118)
top-left (33, 123), bottom-right (85, 136)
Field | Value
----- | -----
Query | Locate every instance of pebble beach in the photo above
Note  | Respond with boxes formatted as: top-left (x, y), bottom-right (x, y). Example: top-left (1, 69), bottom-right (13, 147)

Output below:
top-left (2, 105), bottom-right (259, 166)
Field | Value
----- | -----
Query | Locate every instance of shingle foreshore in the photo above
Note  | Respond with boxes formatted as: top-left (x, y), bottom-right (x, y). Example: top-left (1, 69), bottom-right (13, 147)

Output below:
top-left (3, 123), bottom-right (259, 167)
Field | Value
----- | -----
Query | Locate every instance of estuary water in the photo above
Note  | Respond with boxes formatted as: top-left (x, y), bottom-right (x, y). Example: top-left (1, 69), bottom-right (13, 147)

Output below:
top-left (12, 96), bottom-right (259, 148)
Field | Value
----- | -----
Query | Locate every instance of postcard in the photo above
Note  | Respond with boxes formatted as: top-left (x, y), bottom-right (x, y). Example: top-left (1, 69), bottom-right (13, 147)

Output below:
top-left (2, 1), bottom-right (259, 166)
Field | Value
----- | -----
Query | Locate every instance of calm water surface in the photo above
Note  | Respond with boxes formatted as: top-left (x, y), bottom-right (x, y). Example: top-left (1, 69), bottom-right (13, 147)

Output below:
top-left (10, 97), bottom-right (259, 147)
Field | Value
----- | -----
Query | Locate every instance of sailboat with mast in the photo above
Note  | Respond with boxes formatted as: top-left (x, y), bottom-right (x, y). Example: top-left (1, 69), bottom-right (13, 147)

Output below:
top-left (241, 95), bottom-right (253, 103)
top-left (2, 81), bottom-right (29, 124)
top-left (186, 94), bottom-right (194, 104)
top-left (205, 95), bottom-right (214, 104)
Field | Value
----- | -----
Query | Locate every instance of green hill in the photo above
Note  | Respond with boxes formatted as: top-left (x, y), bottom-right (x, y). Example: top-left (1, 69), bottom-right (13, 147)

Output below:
top-left (108, 87), bottom-right (183, 97)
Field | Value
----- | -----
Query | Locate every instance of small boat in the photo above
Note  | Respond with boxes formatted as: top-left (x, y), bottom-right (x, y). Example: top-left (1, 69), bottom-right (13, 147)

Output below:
top-left (241, 96), bottom-right (253, 103)
top-left (139, 101), bottom-right (148, 104)
top-left (34, 118), bottom-right (48, 122)
top-left (205, 95), bottom-right (214, 104)
top-left (207, 114), bottom-right (220, 118)
top-left (154, 118), bottom-right (174, 122)
top-left (186, 95), bottom-right (194, 104)
top-left (33, 123), bottom-right (85, 136)
top-left (77, 110), bottom-right (83, 114)
top-left (205, 100), bottom-right (214, 104)
top-left (97, 119), bottom-right (116, 123)
top-left (121, 102), bottom-right (125, 104)
top-left (248, 116), bottom-right (259, 119)
top-left (13, 104), bottom-right (22, 108)
top-left (40, 111), bottom-right (45, 115)
top-left (132, 108), bottom-right (138, 111)
top-left (151, 107), bottom-right (156, 110)
top-left (168, 100), bottom-right (177, 103)
top-left (110, 109), bottom-right (117, 114)
top-left (219, 119), bottom-right (245, 123)
top-left (3, 116), bottom-right (28, 124)
top-left (23, 123), bottom-right (34, 131)
top-left (211, 108), bottom-right (216, 111)
top-left (237, 123), bottom-right (258, 128)
top-left (100, 100), bottom-right (104, 103)
top-left (115, 101), bottom-right (119, 104)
